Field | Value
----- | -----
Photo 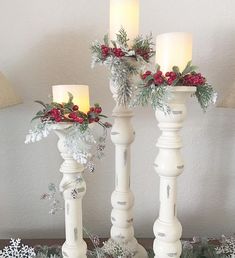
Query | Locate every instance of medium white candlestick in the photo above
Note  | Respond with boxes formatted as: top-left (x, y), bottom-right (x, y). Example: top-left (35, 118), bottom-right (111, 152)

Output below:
top-left (156, 32), bottom-right (192, 73)
top-left (109, 2), bottom-right (145, 255)
top-left (153, 86), bottom-right (196, 258)
top-left (52, 85), bottom-right (90, 113)
top-left (54, 124), bottom-right (87, 258)
top-left (110, 0), bottom-right (139, 44)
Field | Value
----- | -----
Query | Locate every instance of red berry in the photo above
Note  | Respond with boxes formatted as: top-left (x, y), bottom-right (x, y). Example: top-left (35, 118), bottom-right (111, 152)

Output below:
top-left (77, 117), bottom-right (84, 124)
top-left (72, 105), bottom-right (79, 111)
top-left (167, 78), bottom-right (174, 85)
top-left (90, 107), bottom-right (95, 112)
top-left (55, 117), bottom-right (62, 122)
top-left (182, 73), bottom-right (206, 86)
top-left (156, 71), bottom-right (163, 77)
top-left (95, 107), bottom-right (102, 114)
top-left (68, 112), bottom-right (77, 119)
top-left (101, 45), bottom-right (110, 58)
top-left (141, 71), bottom-right (152, 80)
top-left (165, 72), bottom-right (170, 77)
top-left (94, 117), bottom-right (100, 122)
top-left (112, 48), bottom-right (125, 58)
top-left (143, 53), bottom-right (149, 60)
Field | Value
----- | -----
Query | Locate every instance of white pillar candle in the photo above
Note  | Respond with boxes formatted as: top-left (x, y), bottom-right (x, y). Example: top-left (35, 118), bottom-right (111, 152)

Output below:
top-left (52, 85), bottom-right (90, 113)
top-left (156, 32), bottom-right (192, 74)
top-left (110, 0), bottom-right (139, 44)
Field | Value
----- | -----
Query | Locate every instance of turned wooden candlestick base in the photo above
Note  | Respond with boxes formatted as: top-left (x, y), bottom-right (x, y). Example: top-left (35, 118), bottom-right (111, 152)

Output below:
top-left (109, 82), bottom-right (148, 257)
top-left (54, 124), bottom-right (87, 258)
top-left (153, 87), bottom-right (196, 258)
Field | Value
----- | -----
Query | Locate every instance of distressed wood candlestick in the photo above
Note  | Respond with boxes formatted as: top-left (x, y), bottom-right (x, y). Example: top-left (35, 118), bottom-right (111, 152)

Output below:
top-left (109, 84), bottom-right (147, 257)
top-left (54, 124), bottom-right (87, 258)
top-left (153, 87), bottom-right (196, 258)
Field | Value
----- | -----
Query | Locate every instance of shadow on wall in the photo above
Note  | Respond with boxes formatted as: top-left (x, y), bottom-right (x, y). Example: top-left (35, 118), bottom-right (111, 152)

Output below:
top-left (181, 109), bottom-right (235, 237)
top-left (206, 29), bottom-right (235, 99)
top-left (174, 30), bottom-right (235, 237)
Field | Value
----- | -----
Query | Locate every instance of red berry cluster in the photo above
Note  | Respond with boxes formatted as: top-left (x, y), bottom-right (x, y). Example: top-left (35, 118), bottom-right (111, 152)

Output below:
top-left (182, 73), bottom-right (206, 86)
top-left (67, 105), bottom-right (84, 123)
top-left (112, 47), bottom-right (125, 58)
top-left (165, 72), bottom-right (177, 85)
top-left (101, 45), bottom-right (125, 59)
top-left (87, 106), bottom-right (102, 123)
top-left (101, 45), bottom-right (110, 58)
top-left (136, 49), bottom-right (150, 61)
top-left (68, 113), bottom-right (84, 124)
top-left (50, 108), bottom-right (62, 122)
top-left (153, 71), bottom-right (164, 85)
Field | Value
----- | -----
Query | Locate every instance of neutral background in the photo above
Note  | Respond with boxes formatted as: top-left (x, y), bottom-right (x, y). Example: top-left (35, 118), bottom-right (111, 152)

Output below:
top-left (0, 0), bottom-right (234, 239)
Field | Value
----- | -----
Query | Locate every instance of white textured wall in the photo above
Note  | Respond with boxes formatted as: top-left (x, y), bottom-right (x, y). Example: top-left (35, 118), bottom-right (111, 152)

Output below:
top-left (0, 0), bottom-right (234, 239)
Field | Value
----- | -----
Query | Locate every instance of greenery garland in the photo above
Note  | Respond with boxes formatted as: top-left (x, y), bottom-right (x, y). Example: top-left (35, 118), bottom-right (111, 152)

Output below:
top-left (1, 236), bottom-right (234, 258)
top-left (134, 61), bottom-right (217, 113)
top-left (91, 28), bottom-right (154, 106)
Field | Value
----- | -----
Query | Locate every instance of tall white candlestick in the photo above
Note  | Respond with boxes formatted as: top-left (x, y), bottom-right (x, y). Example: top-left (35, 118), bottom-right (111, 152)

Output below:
top-left (110, 0), bottom-right (139, 44)
top-left (109, 84), bottom-right (148, 258)
top-left (109, 2), bottom-right (146, 256)
top-left (156, 32), bottom-right (192, 73)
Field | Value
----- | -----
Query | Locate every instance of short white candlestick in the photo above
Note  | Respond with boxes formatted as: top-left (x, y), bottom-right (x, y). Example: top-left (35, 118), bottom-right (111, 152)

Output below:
top-left (153, 86), bottom-right (196, 258)
top-left (109, 84), bottom-right (147, 257)
top-left (54, 124), bottom-right (87, 258)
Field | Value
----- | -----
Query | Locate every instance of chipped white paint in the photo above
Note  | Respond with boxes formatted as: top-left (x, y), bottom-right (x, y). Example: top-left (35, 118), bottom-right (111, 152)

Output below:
top-left (109, 83), bottom-right (148, 257)
top-left (153, 87), bottom-right (196, 258)
top-left (54, 124), bottom-right (87, 258)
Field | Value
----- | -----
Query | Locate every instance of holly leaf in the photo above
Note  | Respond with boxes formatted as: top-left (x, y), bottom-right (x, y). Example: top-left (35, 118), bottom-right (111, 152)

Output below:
top-left (145, 75), bottom-right (154, 83)
top-left (67, 92), bottom-right (74, 104)
top-left (103, 34), bottom-right (109, 46)
top-left (111, 40), bottom-right (117, 48)
top-left (172, 66), bottom-right (180, 74)
top-left (36, 110), bottom-right (44, 116)
top-left (31, 115), bottom-right (44, 122)
top-left (182, 61), bottom-right (198, 75)
top-left (190, 65), bottom-right (198, 71)
top-left (35, 100), bottom-right (47, 108)
top-left (45, 104), bottom-right (53, 110)
top-left (155, 63), bottom-right (161, 71)
top-left (182, 61), bottom-right (192, 75)
top-left (99, 114), bottom-right (107, 118)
